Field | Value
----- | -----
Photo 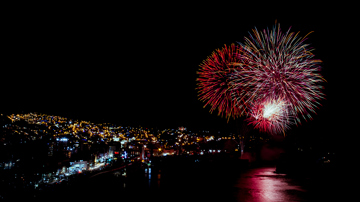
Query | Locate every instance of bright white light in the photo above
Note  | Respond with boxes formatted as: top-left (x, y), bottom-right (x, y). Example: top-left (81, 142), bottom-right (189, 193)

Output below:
top-left (249, 97), bottom-right (295, 134)
top-left (263, 101), bottom-right (283, 119)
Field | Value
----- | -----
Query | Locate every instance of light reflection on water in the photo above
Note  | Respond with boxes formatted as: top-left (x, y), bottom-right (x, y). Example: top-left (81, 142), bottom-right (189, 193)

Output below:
top-left (233, 167), bottom-right (308, 202)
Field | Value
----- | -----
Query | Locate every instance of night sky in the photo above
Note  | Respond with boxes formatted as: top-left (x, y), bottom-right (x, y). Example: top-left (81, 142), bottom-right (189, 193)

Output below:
top-left (2, 3), bottom-right (354, 151)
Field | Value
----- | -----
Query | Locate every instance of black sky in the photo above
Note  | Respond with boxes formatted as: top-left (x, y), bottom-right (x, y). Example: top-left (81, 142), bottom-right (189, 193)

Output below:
top-left (2, 3), bottom-right (355, 151)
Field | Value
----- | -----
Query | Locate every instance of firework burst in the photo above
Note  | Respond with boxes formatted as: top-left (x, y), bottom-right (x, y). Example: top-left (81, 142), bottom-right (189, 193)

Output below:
top-left (246, 97), bottom-right (294, 135)
top-left (233, 23), bottom-right (326, 126)
top-left (196, 44), bottom-right (248, 120)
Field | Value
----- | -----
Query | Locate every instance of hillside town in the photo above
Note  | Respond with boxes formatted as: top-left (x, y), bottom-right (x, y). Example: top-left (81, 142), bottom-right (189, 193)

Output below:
top-left (1, 112), bottom-right (269, 196)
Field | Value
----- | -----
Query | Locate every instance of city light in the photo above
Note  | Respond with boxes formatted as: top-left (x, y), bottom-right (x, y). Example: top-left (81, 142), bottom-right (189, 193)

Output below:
top-left (1, 112), bottom-right (254, 192)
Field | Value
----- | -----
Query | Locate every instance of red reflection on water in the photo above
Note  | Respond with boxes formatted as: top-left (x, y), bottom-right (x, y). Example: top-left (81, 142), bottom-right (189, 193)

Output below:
top-left (235, 167), bottom-right (306, 202)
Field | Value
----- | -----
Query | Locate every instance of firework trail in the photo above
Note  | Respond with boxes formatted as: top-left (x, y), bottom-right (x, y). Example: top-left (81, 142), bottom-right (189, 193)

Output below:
top-left (196, 44), bottom-right (248, 120)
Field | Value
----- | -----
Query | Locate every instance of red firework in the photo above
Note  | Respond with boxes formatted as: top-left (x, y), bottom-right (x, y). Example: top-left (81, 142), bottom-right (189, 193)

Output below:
top-left (196, 44), bottom-right (248, 120)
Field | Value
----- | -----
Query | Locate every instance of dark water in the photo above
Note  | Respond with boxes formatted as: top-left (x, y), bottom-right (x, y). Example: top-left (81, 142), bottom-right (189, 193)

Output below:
top-left (22, 160), bottom-right (347, 202)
